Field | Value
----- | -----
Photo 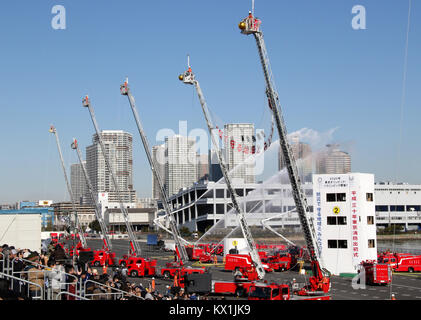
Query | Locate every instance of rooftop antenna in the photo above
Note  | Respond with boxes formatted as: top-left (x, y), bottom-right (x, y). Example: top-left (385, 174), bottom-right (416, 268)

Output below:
top-left (252, 0), bottom-right (255, 16)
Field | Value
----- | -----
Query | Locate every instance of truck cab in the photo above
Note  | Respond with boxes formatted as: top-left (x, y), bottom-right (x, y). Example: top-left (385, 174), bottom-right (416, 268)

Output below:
top-left (248, 284), bottom-right (290, 300)
top-left (127, 257), bottom-right (157, 277)
top-left (90, 250), bottom-right (116, 267)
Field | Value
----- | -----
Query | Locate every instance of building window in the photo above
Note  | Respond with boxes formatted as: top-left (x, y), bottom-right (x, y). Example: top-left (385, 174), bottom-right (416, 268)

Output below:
top-left (338, 240), bottom-right (348, 248)
top-left (368, 239), bottom-right (376, 248)
top-left (407, 205), bottom-right (421, 212)
top-left (327, 217), bottom-right (336, 225)
top-left (390, 205), bottom-right (405, 212)
top-left (366, 193), bottom-right (373, 202)
top-left (328, 240), bottom-right (348, 249)
top-left (338, 217), bottom-right (347, 225)
top-left (326, 193), bottom-right (336, 202)
top-left (367, 216), bottom-right (374, 225)
top-left (375, 205), bottom-right (388, 212)
top-left (215, 189), bottom-right (225, 198)
top-left (326, 193), bottom-right (346, 202)
top-left (337, 193), bottom-right (346, 202)
top-left (327, 216), bottom-right (347, 225)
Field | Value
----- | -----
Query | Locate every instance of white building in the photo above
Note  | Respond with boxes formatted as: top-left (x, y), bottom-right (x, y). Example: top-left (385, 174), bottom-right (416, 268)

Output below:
top-left (86, 130), bottom-right (136, 204)
top-left (374, 182), bottom-right (421, 229)
top-left (279, 137), bottom-right (313, 183)
top-left (313, 173), bottom-right (377, 275)
top-left (152, 144), bottom-right (166, 199)
top-left (316, 144), bottom-right (351, 175)
top-left (168, 179), bottom-right (421, 236)
top-left (224, 123), bottom-right (255, 184)
top-left (165, 135), bottom-right (198, 197)
top-left (71, 162), bottom-right (89, 205)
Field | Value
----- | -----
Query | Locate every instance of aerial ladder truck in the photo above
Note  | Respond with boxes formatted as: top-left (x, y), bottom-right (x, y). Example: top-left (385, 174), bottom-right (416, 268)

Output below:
top-left (238, 4), bottom-right (331, 297)
top-left (71, 138), bottom-right (116, 267)
top-left (82, 96), bottom-right (152, 271)
top-left (49, 125), bottom-right (90, 261)
top-left (179, 57), bottom-right (270, 286)
top-left (119, 79), bottom-right (207, 279)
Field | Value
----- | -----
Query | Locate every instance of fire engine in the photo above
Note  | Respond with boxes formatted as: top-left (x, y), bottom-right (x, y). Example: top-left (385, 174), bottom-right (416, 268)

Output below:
top-left (82, 97), bottom-right (157, 272)
top-left (126, 257), bottom-right (157, 277)
top-left (262, 252), bottom-right (296, 272)
top-left (378, 252), bottom-right (421, 272)
top-left (224, 254), bottom-right (273, 277)
top-left (179, 36), bottom-right (331, 299)
top-left (236, 4), bottom-right (332, 300)
top-left (49, 126), bottom-right (89, 257)
top-left (160, 247), bottom-right (207, 280)
top-left (360, 260), bottom-right (392, 285)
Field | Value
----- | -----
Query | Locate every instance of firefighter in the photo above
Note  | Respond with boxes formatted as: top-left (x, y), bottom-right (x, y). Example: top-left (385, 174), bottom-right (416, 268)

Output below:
top-left (151, 277), bottom-right (156, 292)
top-left (213, 255), bottom-right (218, 265)
top-left (391, 294), bottom-right (396, 300)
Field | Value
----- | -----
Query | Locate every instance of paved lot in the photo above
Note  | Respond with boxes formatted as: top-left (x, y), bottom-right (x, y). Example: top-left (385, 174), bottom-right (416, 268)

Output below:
top-left (85, 239), bottom-right (421, 300)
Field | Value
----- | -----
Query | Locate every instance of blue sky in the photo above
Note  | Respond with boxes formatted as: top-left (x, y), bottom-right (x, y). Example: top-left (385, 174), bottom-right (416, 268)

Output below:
top-left (0, 0), bottom-right (419, 203)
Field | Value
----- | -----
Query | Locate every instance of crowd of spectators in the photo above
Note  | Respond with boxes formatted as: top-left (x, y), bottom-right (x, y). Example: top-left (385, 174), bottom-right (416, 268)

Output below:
top-left (1, 241), bottom-right (212, 301)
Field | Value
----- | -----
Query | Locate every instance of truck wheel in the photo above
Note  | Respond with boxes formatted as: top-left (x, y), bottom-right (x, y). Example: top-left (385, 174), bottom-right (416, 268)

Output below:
top-left (408, 267), bottom-right (414, 273)
top-left (131, 270), bottom-right (138, 277)
top-left (94, 261), bottom-right (100, 267)
top-left (163, 271), bottom-right (171, 279)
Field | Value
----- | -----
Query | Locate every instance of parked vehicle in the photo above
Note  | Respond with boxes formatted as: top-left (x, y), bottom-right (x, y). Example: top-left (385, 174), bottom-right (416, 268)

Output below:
top-left (378, 252), bottom-right (421, 272)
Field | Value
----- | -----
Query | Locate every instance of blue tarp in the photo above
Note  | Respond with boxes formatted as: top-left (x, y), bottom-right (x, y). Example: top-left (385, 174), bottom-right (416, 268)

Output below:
top-left (147, 234), bottom-right (158, 245)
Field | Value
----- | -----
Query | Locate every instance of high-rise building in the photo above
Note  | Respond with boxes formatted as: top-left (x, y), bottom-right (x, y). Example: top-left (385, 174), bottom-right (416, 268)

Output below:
top-left (279, 136), bottom-right (313, 182)
top-left (152, 144), bottom-right (166, 199)
top-left (71, 162), bottom-right (89, 205)
top-left (165, 135), bottom-right (198, 197)
top-left (196, 154), bottom-right (209, 182)
top-left (86, 130), bottom-right (136, 204)
top-left (223, 123), bottom-right (255, 184)
top-left (209, 150), bottom-right (223, 182)
top-left (316, 144), bottom-right (351, 175)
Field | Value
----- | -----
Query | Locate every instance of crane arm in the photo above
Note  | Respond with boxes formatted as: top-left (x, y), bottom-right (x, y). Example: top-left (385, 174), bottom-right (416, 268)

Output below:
top-left (179, 62), bottom-right (266, 280)
top-left (261, 211), bottom-right (297, 246)
top-left (49, 126), bottom-right (87, 248)
top-left (71, 138), bottom-right (112, 252)
top-left (82, 96), bottom-right (142, 256)
top-left (239, 12), bottom-right (327, 275)
top-left (120, 80), bottom-right (189, 263)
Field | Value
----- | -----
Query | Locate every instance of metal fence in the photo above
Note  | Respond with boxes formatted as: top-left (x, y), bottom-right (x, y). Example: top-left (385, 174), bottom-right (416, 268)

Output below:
top-left (0, 254), bottom-right (143, 300)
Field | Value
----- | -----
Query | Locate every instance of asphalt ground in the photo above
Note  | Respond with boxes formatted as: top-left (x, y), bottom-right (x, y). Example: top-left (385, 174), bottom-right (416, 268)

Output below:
top-left (83, 239), bottom-right (421, 301)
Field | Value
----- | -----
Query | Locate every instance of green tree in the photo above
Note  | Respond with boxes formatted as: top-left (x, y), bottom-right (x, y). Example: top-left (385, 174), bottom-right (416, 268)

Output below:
top-left (179, 227), bottom-right (191, 237)
top-left (89, 220), bottom-right (101, 233)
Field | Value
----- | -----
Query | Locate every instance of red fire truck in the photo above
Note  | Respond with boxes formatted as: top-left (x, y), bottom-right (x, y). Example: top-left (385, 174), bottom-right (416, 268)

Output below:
top-left (90, 250), bottom-right (116, 267)
top-left (126, 257), bottom-right (157, 277)
top-left (248, 282), bottom-right (330, 300)
top-left (224, 254), bottom-right (273, 277)
top-left (360, 260), bottom-right (391, 285)
top-left (262, 253), bottom-right (295, 272)
top-left (160, 246), bottom-right (207, 281)
top-left (378, 252), bottom-right (421, 272)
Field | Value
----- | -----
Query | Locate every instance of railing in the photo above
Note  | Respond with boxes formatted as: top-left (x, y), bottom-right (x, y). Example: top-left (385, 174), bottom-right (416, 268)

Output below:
top-left (56, 291), bottom-right (89, 300)
top-left (82, 279), bottom-right (144, 300)
top-left (0, 271), bottom-right (44, 300)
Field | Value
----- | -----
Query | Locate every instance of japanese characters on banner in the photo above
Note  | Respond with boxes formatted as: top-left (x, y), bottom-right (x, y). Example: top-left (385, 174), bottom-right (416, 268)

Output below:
top-left (350, 189), bottom-right (359, 265)
top-left (315, 192), bottom-right (323, 255)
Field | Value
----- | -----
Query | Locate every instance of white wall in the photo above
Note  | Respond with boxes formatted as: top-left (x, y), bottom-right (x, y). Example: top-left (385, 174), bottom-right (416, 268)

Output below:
top-left (223, 238), bottom-right (248, 256)
top-left (0, 214), bottom-right (41, 252)
top-left (313, 173), bottom-right (377, 275)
